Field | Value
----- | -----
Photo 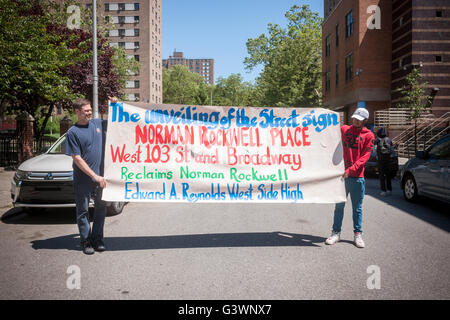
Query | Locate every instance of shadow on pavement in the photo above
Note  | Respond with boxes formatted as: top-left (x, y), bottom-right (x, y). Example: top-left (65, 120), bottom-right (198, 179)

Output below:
top-left (31, 231), bottom-right (327, 251)
top-left (364, 177), bottom-right (450, 233)
top-left (1, 207), bottom-right (77, 225)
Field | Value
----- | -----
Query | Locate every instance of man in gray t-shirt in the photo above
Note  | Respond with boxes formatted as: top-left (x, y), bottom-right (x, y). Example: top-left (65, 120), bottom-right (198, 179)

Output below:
top-left (65, 98), bottom-right (107, 255)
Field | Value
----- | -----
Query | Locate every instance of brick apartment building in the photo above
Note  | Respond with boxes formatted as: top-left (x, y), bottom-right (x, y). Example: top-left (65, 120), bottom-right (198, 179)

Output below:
top-left (391, 0), bottom-right (450, 117)
top-left (163, 51), bottom-right (215, 85)
top-left (76, 0), bottom-right (163, 104)
top-left (322, 0), bottom-right (450, 125)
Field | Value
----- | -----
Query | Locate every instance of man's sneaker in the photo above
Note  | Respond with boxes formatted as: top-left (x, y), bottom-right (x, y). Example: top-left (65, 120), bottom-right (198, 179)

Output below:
top-left (325, 231), bottom-right (340, 245)
top-left (380, 191), bottom-right (387, 196)
top-left (81, 241), bottom-right (95, 255)
top-left (354, 232), bottom-right (365, 248)
top-left (93, 239), bottom-right (106, 252)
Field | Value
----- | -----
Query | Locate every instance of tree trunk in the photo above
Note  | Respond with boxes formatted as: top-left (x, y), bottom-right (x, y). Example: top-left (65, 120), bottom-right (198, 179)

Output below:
top-left (414, 119), bottom-right (417, 154)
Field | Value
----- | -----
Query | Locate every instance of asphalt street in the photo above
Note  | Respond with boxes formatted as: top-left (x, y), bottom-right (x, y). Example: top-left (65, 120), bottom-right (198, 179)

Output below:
top-left (0, 168), bottom-right (449, 300)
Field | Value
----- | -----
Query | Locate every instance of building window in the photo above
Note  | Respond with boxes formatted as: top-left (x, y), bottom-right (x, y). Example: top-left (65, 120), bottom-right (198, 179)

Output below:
top-left (436, 10), bottom-right (443, 17)
top-left (336, 24), bottom-right (339, 47)
top-left (345, 54), bottom-right (353, 81)
top-left (335, 63), bottom-right (339, 86)
top-left (436, 55), bottom-right (443, 62)
top-left (135, 3), bottom-right (140, 11)
top-left (346, 10), bottom-right (353, 38)
top-left (325, 34), bottom-right (331, 57)
top-left (325, 70), bottom-right (331, 92)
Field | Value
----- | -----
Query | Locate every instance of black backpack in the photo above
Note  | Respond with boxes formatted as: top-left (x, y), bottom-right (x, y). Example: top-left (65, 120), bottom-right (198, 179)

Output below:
top-left (378, 137), bottom-right (391, 157)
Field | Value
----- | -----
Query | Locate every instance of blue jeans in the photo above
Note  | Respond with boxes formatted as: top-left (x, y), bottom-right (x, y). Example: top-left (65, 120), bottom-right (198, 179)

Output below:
top-left (74, 180), bottom-right (107, 243)
top-left (332, 177), bottom-right (365, 233)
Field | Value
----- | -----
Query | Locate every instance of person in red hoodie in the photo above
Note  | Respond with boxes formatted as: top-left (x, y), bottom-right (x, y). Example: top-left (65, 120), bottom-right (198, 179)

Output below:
top-left (325, 108), bottom-right (374, 248)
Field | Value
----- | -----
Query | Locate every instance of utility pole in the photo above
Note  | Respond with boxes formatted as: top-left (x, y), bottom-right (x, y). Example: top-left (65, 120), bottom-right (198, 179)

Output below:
top-left (92, 0), bottom-right (99, 118)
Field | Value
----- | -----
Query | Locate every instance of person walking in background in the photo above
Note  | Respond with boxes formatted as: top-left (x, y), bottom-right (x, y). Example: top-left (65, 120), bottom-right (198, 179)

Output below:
top-left (325, 108), bottom-right (375, 249)
top-left (375, 127), bottom-right (394, 196)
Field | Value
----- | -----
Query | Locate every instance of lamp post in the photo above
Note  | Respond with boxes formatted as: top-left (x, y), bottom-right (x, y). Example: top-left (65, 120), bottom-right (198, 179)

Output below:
top-left (92, 0), bottom-right (99, 118)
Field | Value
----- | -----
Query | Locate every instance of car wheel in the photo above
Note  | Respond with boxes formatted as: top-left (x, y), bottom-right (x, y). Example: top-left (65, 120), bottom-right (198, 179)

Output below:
top-left (403, 175), bottom-right (418, 202)
top-left (107, 202), bottom-right (125, 216)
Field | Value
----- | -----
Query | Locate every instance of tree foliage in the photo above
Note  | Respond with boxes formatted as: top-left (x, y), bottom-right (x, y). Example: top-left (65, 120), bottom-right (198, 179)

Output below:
top-left (163, 65), bottom-right (210, 105)
top-left (0, 0), bottom-right (138, 144)
top-left (244, 5), bottom-right (322, 108)
top-left (0, 0), bottom-right (77, 115)
top-left (396, 68), bottom-right (432, 120)
top-left (396, 68), bottom-right (433, 152)
top-left (213, 74), bottom-right (254, 107)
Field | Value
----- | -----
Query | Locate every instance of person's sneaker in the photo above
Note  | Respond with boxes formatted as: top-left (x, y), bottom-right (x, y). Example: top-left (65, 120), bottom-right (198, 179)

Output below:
top-left (380, 191), bottom-right (387, 196)
top-left (81, 241), bottom-right (95, 255)
top-left (325, 231), bottom-right (340, 245)
top-left (354, 232), bottom-right (365, 248)
top-left (93, 239), bottom-right (106, 252)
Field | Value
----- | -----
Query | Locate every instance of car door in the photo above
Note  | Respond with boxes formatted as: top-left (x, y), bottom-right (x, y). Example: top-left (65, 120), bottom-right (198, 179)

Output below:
top-left (424, 136), bottom-right (450, 201)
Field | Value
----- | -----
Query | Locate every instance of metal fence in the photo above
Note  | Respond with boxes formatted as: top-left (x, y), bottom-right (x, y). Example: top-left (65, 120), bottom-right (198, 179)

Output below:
top-left (0, 131), bottom-right (58, 168)
top-left (0, 131), bottom-right (18, 168)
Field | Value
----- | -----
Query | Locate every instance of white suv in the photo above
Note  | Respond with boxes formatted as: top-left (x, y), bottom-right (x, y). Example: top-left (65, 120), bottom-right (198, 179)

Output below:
top-left (10, 134), bottom-right (125, 215)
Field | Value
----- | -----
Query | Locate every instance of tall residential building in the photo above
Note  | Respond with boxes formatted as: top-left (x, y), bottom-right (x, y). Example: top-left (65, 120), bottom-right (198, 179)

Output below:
top-left (72, 0), bottom-right (162, 104)
top-left (391, 0), bottom-right (450, 117)
top-left (322, 0), bottom-right (392, 125)
top-left (163, 51), bottom-right (215, 85)
top-left (323, 0), bottom-right (450, 125)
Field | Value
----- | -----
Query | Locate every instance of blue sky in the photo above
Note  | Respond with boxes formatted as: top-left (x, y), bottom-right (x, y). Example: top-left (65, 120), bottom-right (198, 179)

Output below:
top-left (162, 0), bottom-right (323, 84)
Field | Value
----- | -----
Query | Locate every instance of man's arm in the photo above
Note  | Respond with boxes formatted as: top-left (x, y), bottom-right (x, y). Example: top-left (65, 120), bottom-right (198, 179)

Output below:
top-left (72, 155), bottom-right (107, 189)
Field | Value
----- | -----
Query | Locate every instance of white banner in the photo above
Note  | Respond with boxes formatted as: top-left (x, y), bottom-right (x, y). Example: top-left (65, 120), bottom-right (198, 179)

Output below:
top-left (102, 102), bottom-right (346, 203)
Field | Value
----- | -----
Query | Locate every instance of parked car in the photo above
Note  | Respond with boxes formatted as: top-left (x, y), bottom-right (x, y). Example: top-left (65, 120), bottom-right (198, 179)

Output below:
top-left (400, 134), bottom-right (450, 203)
top-left (364, 144), bottom-right (399, 178)
top-left (10, 134), bottom-right (125, 215)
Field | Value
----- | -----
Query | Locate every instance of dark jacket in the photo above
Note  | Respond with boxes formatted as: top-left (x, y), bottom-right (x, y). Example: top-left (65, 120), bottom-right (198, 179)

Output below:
top-left (375, 127), bottom-right (393, 162)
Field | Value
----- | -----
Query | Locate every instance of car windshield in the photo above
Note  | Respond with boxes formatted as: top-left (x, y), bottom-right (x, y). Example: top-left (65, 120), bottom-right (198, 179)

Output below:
top-left (47, 135), bottom-right (66, 154)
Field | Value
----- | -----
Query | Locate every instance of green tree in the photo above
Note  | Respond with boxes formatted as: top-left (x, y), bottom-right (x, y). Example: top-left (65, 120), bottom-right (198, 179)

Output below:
top-left (0, 0), bottom-right (78, 126)
top-left (213, 74), bottom-right (254, 107)
top-left (244, 5), bottom-right (322, 108)
top-left (396, 68), bottom-right (433, 152)
top-left (163, 65), bottom-right (210, 105)
top-left (0, 0), bottom-right (139, 145)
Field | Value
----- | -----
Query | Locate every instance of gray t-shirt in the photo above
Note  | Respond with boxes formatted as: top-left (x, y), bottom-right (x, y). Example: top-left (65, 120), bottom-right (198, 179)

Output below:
top-left (65, 118), bottom-right (106, 184)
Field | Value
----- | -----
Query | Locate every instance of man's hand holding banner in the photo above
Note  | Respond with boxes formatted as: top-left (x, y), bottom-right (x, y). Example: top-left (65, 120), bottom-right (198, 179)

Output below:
top-left (102, 102), bottom-right (346, 203)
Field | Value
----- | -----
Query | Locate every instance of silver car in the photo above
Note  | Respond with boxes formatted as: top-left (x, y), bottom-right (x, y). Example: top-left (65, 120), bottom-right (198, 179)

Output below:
top-left (401, 134), bottom-right (450, 203)
top-left (10, 134), bottom-right (125, 215)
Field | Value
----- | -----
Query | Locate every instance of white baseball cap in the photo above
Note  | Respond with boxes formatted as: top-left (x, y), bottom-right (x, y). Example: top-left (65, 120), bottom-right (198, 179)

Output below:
top-left (351, 108), bottom-right (369, 121)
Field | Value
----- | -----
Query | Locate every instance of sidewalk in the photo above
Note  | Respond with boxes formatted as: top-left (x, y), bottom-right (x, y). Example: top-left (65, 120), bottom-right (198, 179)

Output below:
top-left (0, 168), bottom-right (15, 210)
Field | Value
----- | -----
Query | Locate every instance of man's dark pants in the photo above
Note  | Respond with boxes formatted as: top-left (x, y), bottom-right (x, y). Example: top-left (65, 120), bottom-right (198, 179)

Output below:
top-left (74, 180), bottom-right (106, 243)
top-left (378, 161), bottom-right (392, 192)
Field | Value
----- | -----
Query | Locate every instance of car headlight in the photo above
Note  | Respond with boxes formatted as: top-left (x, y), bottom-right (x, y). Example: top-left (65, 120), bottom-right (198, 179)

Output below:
top-left (15, 170), bottom-right (28, 180)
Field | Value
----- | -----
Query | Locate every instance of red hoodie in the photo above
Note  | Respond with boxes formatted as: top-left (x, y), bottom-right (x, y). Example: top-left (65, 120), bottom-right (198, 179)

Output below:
top-left (341, 125), bottom-right (375, 178)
